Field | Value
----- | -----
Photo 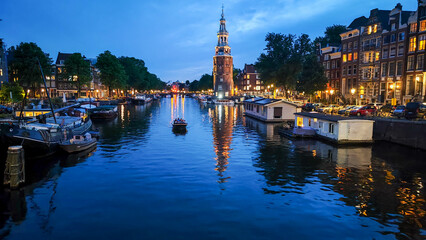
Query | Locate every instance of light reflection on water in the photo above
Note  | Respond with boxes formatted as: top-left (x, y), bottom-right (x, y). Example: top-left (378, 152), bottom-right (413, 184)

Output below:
top-left (0, 97), bottom-right (425, 239)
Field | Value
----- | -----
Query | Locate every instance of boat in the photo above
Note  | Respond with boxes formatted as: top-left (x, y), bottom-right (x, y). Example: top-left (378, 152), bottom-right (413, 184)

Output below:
top-left (131, 95), bottom-right (146, 105)
top-left (89, 105), bottom-right (118, 119)
top-left (172, 118), bottom-right (187, 132)
top-left (213, 99), bottom-right (235, 105)
top-left (59, 133), bottom-right (97, 153)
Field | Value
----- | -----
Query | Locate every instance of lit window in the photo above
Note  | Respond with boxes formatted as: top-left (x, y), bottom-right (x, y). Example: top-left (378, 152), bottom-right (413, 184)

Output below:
top-left (409, 37), bottom-right (417, 52)
top-left (375, 52), bottom-right (380, 61)
top-left (421, 20), bottom-right (426, 32)
top-left (246, 74), bottom-right (250, 79)
top-left (354, 52), bottom-right (358, 60)
top-left (410, 23), bottom-right (418, 33)
top-left (0, 69), bottom-right (2, 76)
top-left (419, 35), bottom-right (426, 51)
top-left (348, 53), bottom-right (353, 61)
top-left (368, 26), bottom-right (372, 34)
top-left (342, 54), bottom-right (347, 62)
top-left (373, 24), bottom-right (378, 33)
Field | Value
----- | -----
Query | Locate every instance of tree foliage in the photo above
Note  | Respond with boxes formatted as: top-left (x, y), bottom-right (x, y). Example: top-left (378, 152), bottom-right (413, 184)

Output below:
top-left (96, 51), bottom-right (127, 95)
top-left (0, 82), bottom-right (24, 103)
top-left (188, 74), bottom-right (213, 91)
top-left (297, 54), bottom-right (328, 95)
top-left (255, 33), bottom-right (303, 97)
top-left (119, 56), bottom-right (165, 91)
top-left (8, 42), bottom-right (52, 96)
top-left (63, 53), bottom-right (92, 97)
top-left (314, 24), bottom-right (347, 47)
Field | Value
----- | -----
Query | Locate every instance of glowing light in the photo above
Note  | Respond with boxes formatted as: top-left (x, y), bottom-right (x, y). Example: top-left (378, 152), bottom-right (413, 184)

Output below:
top-left (330, 90), bottom-right (335, 95)
top-left (350, 88), bottom-right (356, 95)
top-left (390, 84), bottom-right (394, 89)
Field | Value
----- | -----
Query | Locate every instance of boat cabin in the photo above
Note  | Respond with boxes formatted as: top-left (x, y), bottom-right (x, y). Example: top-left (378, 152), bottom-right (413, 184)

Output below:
top-left (243, 98), bottom-right (300, 122)
top-left (294, 112), bottom-right (374, 144)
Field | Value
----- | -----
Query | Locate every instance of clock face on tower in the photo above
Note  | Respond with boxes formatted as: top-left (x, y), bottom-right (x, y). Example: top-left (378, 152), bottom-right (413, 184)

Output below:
top-left (213, 6), bottom-right (233, 97)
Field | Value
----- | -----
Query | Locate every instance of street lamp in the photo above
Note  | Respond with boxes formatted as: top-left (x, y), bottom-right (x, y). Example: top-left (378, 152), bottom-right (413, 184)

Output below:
top-left (330, 89), bottom-right (335, 104)
top-left (350, 88), bottom-right (356, 105)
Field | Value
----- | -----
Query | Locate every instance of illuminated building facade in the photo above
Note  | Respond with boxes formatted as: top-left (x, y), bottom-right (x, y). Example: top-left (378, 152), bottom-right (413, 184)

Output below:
top-left (213, 7), bottom-right (233, 98)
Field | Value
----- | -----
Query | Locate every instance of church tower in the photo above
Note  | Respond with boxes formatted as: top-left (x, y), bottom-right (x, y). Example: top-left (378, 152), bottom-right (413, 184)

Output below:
top-left (213, 6), bottom-right (234, 98)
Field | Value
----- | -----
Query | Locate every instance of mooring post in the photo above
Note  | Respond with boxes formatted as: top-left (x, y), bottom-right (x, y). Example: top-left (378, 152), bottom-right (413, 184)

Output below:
top-left (4, 146), bottom-right (25, 189)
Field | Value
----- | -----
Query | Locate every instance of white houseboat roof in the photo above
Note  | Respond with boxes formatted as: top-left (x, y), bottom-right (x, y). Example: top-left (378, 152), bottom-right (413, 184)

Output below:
top-left (295, 112), bottom-right (374, 123)
top-left (243, 98), bottom-right (299, 107)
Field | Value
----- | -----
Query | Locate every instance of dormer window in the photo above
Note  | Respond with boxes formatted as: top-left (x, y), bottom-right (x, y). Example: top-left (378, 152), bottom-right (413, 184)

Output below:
top-left (373, 24), bottom-right (378, 33)
top-left (368, 26), bottom-right (373, 34)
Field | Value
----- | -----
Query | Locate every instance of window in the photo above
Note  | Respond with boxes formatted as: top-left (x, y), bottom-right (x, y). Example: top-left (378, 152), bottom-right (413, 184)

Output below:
top-left (389, 62), bottom-right (395, 76)
top-left (246, 74), bottom-right (250, 79)
top-left (0, 69), bottom-right (2, 76)
top-left (398, 45), bottom-right (404, 56)
top-left (332, 60), bottom-right (336, 69)
top-left (383, 36), bottom-right (390, 45)
top-left (348, 53), bottom-right (353, 61)
top-left (407, 55), bottom-right (415, 70)
top-left (390, 34), bottom-right (396, 43)
top-left (343, 44), bottom-right (347, 52)
top-left (327, 62), bottom-right (330, 69)
top-left (354, 41), bottom-right (358, 49)
top-left (354, 52), bottom-right (358, 60)
top-left (396, 61), bottom-right (403, 76)
top-left (419, 35), bottom-right (426, 51)
top-left (417, 55), bottom-right (424, 70)
top-left (373, 24), bottom-right (378, 33)
top-left (348, 42), bottom-right (352, 51)
top-left (399, 32), bottom-right (405, 41)
top-left (368, 26), bottom-right (372, 34)
top-left (375, 52), bottom-right (380, 61)
top-left (329, 123), bottom-right (334, 134)
top-left (382, 48), bottom-right (389, 59)
top-left (371, 38), bottom-right (376, 46)
top-left (348, 66), bottom-right (352, 75)
top-left (382, 63), bottom-right (388, 77)
top-left (409, 37), bottom-right (417, 52)
top-left (410, 23), bottom-right (418, 33)
top-left (406, 76), bottom-right (414, 95)
top-left (390, 47), bottom-right (396, 58)
top-left (391, 23), bottom-right (396, 31)
top-left (421, 20), bottom-right (426, 32)
top-left (342, 54), bottom-right (347, 62)
top-left (343, 66), bottom-right (347, 75)
top-left (353, 65), bottom-right (357, 75)
top-left (376, 37), bottom-right (381, 47)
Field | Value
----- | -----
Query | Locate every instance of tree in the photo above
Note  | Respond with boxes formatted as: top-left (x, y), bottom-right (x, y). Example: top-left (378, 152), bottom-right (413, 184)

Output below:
top-left (8, 42), bottom-right (52, 97)
top-left (0, 82), bottom-right (24, 103)
top-left (189, 80), bottom-right (199, 92)
top-left (314, 25), bottom-right (347, 48)
top-left (198, 74), bottom-right (213, 91)
top-left (63, 53), bottom-right (92, 98)
top-left (96, 51), bottom-right (127, 96)
top-left (255, 33), bottom-right (302, 98)
top-left (233, 67), bottom-right (241, 86)
top-left (297, 54), bottom-right (328, 96)
top-left (119, 57), bottom-right (148, 90)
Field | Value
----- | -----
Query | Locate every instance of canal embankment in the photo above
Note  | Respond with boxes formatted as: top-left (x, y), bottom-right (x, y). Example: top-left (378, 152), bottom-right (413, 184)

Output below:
top-left (373, 118), bottom-right (426, 151)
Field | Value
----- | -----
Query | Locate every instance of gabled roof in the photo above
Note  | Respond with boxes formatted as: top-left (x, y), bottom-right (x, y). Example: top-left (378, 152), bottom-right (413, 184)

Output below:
top-left (348, 16), bottom-right (368, 29)
top-left (56, 52), bottom-right (73, 65)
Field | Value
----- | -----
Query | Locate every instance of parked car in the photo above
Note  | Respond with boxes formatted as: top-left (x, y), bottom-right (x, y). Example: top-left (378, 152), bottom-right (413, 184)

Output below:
top-left (301, 103), bottom-right (315, 112)
top-left (404, 102), bottom-right (426, 119)
top-left (0, 105), bottom-right (13, 114)
top-left (349, 105), bottom-right (377, 116)
top-left (323, 105), bottom-right (339, 114)
top-left (392, 105), bottom-right (405, 118)
top-left (338, 105), bottom-right (355, 115)
top-left (376, 104), bottom-right (396, 117)
top-left (313, 103), bottom-right (323, 111)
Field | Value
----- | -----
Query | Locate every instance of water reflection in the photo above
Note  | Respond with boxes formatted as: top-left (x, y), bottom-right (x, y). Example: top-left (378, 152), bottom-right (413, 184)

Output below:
top-left (0, 99), bottom-right (424, 239)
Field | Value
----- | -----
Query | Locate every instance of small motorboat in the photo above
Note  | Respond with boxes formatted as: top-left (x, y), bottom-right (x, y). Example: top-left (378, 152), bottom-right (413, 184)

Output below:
top-left (172, 118), bottom-right (187, 132)
top-left (60, 133), bottom-right (97, 153)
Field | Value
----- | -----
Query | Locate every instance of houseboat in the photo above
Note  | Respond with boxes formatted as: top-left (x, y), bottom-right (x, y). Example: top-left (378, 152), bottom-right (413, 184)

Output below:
top-left (89, 105), bottom-right (118, 119)
top-left (213, 99), bottom-right (234, 105)
top-left (243, 98), bottom-right (301, 122)
top-left (293, 112), bottom-right (375, 144)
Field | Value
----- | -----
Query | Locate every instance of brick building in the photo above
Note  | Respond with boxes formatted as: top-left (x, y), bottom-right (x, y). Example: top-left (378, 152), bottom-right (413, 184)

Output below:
top-left (239, 64), bottom-right (263, 94)
top-left (319, 46), bottom-right (341, 102)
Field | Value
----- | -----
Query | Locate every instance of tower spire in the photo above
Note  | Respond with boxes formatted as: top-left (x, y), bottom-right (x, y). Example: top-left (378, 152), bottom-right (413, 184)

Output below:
top-left (221, 4), bottom-right (224, 20)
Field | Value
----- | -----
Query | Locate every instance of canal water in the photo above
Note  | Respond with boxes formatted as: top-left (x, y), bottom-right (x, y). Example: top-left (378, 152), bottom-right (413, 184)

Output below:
top-left (0, 96), bottom-right (425, 239)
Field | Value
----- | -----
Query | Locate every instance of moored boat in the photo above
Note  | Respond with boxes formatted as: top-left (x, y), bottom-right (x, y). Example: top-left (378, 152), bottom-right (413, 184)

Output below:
top-left (89, 105), bottom-right (118, 119)
top-left (59, 133), bottom-right (97, 153)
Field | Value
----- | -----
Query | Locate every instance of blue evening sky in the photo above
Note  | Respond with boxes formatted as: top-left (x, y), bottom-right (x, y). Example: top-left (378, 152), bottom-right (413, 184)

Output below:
top-left (0, 0), bottom-right (418, 83)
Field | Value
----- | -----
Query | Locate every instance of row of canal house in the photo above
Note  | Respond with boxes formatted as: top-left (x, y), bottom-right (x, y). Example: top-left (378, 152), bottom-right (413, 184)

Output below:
top-left (322, 2), bottom-right (426, 105)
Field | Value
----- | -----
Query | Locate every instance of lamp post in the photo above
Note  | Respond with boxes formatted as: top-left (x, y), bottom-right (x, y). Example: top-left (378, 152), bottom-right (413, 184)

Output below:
top-left (350, 88), bottom-right (356, 105)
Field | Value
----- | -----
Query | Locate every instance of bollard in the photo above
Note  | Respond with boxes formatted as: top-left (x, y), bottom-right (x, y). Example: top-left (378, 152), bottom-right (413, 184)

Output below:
top-left (4, 146), bottom-right (25, 189)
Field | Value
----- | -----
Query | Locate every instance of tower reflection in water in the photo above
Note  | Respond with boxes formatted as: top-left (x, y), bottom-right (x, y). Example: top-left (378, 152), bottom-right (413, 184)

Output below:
top-left (210, 104), bottom-right (237, 185)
